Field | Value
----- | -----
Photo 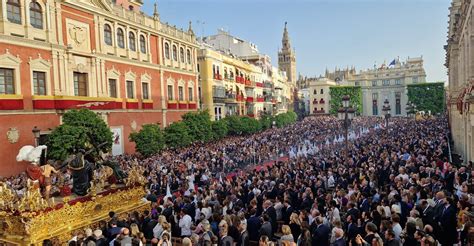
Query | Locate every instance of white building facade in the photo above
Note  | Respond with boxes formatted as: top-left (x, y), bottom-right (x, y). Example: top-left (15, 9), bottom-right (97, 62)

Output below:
top-left (326, 57), bottom-right (427, 116)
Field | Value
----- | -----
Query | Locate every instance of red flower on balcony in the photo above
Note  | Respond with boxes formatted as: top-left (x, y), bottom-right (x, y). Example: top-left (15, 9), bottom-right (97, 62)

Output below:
top-left (319, 98), bottom-right (325, 104)
top-left (313, 99), bottom-right (318, 104)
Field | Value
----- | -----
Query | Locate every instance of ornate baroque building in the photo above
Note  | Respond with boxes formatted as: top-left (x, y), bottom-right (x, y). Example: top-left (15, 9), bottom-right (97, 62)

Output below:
top-left (303, 57), bottom-right (427, 116)
top-left (322, 57), bottom-right (427, 116)
top-left (0, 0), bottom-right (199, 176)
top-left (445, 0), bottom-right (474, 164)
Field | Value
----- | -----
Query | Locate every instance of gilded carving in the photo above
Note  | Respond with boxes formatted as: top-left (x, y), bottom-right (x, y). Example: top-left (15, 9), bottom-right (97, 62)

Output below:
top-left (0, 186), bottom-right (148, 244)
top-left (6, 127), bottom-right (19, 144)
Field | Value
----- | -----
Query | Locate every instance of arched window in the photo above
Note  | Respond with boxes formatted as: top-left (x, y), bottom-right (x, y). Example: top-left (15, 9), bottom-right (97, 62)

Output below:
top-left (7, 0), bottom-right (21, 24)
top-left (172, 45), bottom-right (177, 61)
top-left (164, 43), bottom-right (170, 59)
top-left (179, 47), bottom-right (184, 63)
top-left (104, 24), bottom-right (112, 45)
top-left (117, 28), bottom-right (125, 48)
top-left (186, 49), bottom-right (192, 64)
top-left (129, 32), bottom-right (136, 51)
top-left (129, 5), bottom-right (134, 11)
top-left (140, 35), bottom-right (146, 53)
top-left (29, 1), bottom-right (43, 29)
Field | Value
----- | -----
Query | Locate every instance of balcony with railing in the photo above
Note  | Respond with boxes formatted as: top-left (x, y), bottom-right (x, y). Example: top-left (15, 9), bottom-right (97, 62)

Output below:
top-left (235, 76), bottom-right (244, 84)
top-left (245, 79), bottom-right (255, 87)
top-left (213, 74), bottom-right (222, 81)
top-left (226, 75), bottom-right (234, 82)
top-left (236, 94), bottom-right (245, 102)
top-left (225, 93), bottom-right (237, 103)
top-left (213, 86), bottom-right (226, 99)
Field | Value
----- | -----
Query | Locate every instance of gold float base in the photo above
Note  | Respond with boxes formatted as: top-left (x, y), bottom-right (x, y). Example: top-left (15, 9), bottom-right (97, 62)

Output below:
top-left (0, 186), bottom-right (149, 245)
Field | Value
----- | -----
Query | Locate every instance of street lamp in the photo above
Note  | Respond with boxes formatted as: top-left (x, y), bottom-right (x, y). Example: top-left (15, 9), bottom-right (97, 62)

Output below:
top-left (32, 126), bottom-right (41, 147)
top-left (382, 99), bottom-right (391, 128)
top-left (337, 95), bottom-right (355, 159)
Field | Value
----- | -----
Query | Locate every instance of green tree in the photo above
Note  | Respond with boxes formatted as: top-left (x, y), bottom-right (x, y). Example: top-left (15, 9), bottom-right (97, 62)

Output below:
top-left (224, 115), bottom-right (245, 136)
top-left (211, 119), bottom-right (228, 140)
top-left (47, 109), bottom-right (113, 160)
top-left (129, 124), bottom-right (164, 157)
top-left (240, 117), bottom-right (261, 134)
top-left (407, 82), bottom-right (445, 114)
top-left (181, 111), bottom-right (214, 143)
top-left (273, 112), bottom-right (297, 128)
top-left (259, 114), bottom-right (275, 130)
top-left (329, 86), bottom-right (362, 114)
top-left (164, 121), bottom-right (193, 148)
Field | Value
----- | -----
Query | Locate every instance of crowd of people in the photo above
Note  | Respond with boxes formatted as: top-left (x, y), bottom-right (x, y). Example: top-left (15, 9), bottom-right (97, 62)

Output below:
top-left (3, 115), bottom-right (474, 246)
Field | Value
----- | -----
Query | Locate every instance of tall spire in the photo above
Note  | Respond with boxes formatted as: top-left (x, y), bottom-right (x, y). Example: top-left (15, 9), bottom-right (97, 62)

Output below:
top-left (282, 21), bottom-right (290, 50)
top-left (153, 2), bottom-right (159, 20)
top-left (188, 21), bottom-right (195, 36)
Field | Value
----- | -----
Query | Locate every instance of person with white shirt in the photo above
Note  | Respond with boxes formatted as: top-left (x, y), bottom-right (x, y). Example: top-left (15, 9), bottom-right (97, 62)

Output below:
top-left (179, 209), bottom-right (193, 237)
top-left (201, 202), bottom-right (212, 220)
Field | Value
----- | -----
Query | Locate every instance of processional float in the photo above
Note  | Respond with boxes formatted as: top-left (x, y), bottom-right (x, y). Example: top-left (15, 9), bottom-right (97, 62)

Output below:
top-left (0, 145), bottom-right (149, 245)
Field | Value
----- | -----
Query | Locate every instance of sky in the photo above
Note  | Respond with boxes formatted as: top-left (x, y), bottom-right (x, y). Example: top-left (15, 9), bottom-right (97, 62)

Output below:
top-left (143, 0), bottom-right (450, 82)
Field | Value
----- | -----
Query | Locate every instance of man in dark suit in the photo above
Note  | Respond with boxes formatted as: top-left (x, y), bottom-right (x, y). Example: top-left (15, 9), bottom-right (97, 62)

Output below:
top-left (419, 200), bottom-right (435, 226)
top-left (331, 228), bottom-right (346, 246)
top-left (438, 197), bottom-right (458, 245)
top-left (141, 210), bottom-right (157, 240)
top-left (247, 209), bottom-right (262, 242)
top-left (263, 200), bottom-right (277, 234)
top-left (282, 199), bottom-right (294, 225)
top-left (433, 191), bottom-right (445, 222)
top-left (259, 214), bottom-right (273, 240)
top-left (311, 216), bottom-right (330, 246)
top-left (106, 220), bottom-right (122, 242)
top-left (346, 203), bottom-right (360, 221)
top-left (359, 193), bottom-right (370, 214)
top-left (239, 221), bottom-right (250, 246)
top-left (346, 215), bottom-right (359, 246)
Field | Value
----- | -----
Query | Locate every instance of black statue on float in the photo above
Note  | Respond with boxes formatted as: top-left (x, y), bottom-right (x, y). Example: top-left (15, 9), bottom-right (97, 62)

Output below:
top-left (61, 148), bottom-right (96, 196)
top-left (60, 142), bottom-right (126, 196)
